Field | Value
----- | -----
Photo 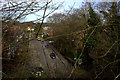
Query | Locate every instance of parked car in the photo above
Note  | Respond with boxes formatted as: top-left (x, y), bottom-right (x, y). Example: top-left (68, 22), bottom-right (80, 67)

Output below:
top-left (45, 44), bottom-right (49, 47)
top-left (30, 67), bottom-right (44, 77)
top-left (50, 53), bottom-right (56, 59)
top-left (48, 41), bottom-right (54, 44)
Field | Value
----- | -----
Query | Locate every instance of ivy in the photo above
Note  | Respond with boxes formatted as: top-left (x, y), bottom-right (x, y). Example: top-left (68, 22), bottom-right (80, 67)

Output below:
top-left (83, 34), bottom-right (98, 48)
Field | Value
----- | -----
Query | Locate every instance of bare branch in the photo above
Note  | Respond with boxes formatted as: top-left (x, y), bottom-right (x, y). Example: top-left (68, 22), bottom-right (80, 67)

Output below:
top-left (95, 59), bottom-right (120, 79)
top-left (114, 73), bottom-right (120, 80)
top-left (15, 2), bottom-right (34, 20)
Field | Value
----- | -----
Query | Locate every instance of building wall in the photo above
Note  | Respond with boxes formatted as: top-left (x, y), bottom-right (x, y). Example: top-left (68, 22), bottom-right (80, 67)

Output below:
top-left (42, 26), bottom-right (53, 36)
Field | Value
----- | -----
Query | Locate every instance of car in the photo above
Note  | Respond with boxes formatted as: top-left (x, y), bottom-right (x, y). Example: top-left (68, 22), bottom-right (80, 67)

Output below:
top-left (41, 40), bottom-right (44, 43)
top-left (37, 36), bottom-right (41, 41)
top-left (48, 41), bottom-right (54, 44)
top-left (50, 53), bottom-right (56, 59)
top-left (30, 67), bottom-right (44, 77)
top-left (45, 44), bottom-right (49, 47)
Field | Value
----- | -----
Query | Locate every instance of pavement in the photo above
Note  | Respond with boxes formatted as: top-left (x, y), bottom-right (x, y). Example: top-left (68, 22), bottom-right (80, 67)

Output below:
top-left (29, 38), bottom-right (73, 78)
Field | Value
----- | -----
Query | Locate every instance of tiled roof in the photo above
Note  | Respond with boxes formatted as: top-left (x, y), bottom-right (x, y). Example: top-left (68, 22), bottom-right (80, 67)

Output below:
top-left (9, 26), bottom-right (24, 31)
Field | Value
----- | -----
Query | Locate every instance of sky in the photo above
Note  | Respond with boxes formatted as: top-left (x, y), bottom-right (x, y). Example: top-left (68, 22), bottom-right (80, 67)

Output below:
top-left (0, 0), bottom-right (119, 23)
top-left (0, 0), bottom-right (83, 22)
top-left (19, 0), bottom-right (119, 22)
top-left (25, 0), bottom-right (82, 23)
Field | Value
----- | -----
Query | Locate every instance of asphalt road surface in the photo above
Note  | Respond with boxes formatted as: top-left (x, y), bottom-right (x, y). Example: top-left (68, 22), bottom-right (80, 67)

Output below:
top-left (29, 39), bottom-right (73, 78)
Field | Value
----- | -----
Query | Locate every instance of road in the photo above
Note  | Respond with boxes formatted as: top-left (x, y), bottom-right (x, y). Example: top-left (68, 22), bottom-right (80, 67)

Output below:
top-left (29, 39), bottom-right (73, 78)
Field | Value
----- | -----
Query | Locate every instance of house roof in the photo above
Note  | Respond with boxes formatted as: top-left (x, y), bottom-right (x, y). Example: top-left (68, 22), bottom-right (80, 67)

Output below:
top-left (9, 26), bottom-right (23, 31)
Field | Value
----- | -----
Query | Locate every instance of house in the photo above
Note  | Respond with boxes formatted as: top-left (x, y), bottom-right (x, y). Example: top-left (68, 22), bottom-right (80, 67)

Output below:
top-left (3, 25), bottom-right (24, 59)
top-left (27, 26), bottom-right (35, 31)
top-left (42, 26), bottom-right (53, 37)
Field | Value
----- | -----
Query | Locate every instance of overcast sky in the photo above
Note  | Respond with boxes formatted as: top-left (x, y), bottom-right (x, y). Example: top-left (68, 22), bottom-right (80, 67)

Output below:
top-left (25, 1), bottom-right (82, 23)
top-left (21, 0), bottom-right (120, 23)
top-left (1, 0), bottom-right (119, 23)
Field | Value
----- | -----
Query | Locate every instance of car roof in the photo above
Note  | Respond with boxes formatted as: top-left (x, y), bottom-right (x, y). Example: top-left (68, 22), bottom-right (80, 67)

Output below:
top-left (34, 67), bottom-right (44, 71)
top-left (50, 53), bottom-right (55, 54)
